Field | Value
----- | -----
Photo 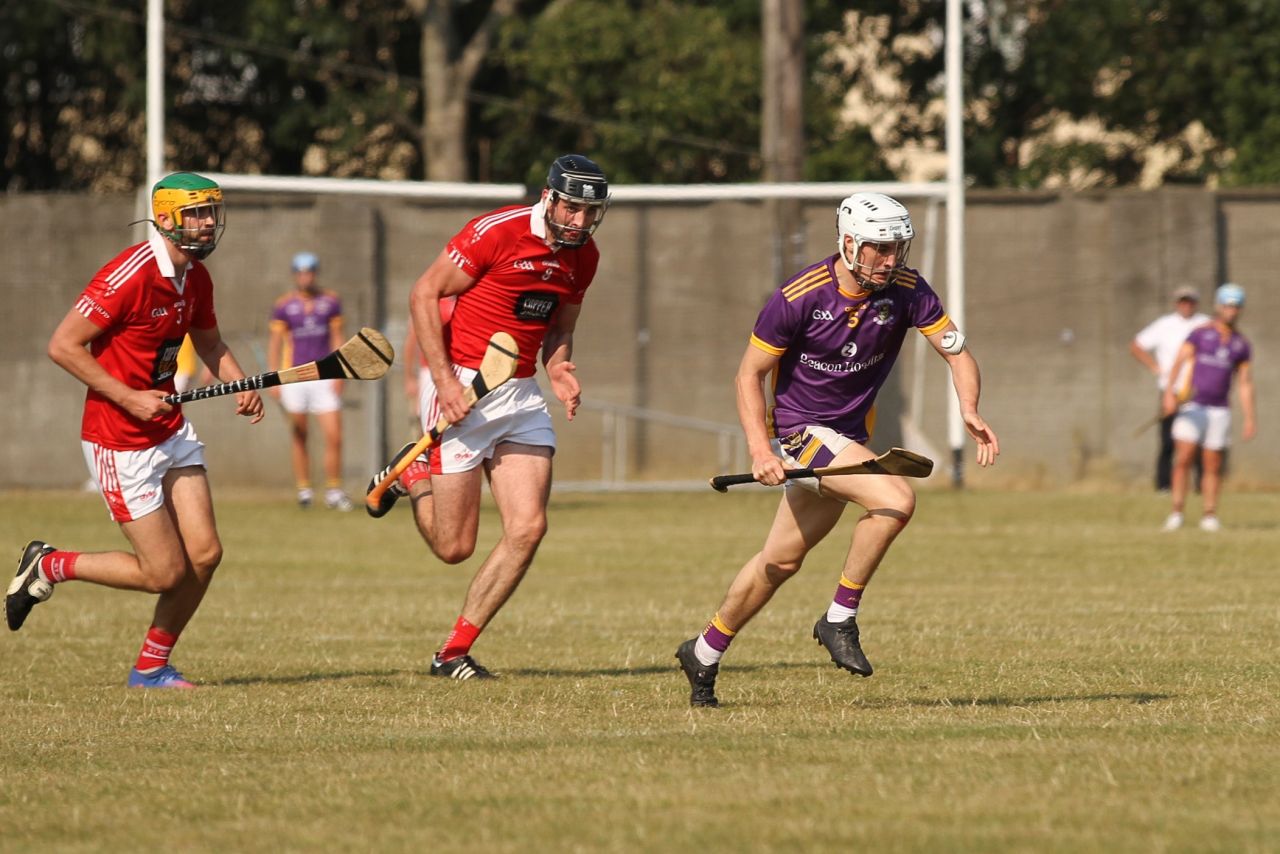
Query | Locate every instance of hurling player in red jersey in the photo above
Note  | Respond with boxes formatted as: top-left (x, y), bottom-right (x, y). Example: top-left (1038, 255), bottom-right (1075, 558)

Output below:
top-left (6, 172), bottom-right (264, 689)
top-left (368, 155), bottom-right (608, 680)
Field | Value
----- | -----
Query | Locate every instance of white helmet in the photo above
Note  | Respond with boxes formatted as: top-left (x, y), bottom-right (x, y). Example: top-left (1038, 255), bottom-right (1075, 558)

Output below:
top-left (836, 192), bottom-right (914, 289)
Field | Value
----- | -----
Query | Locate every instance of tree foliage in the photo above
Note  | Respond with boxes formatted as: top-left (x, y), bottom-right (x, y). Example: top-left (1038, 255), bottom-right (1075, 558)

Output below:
top-left (8, 0), bottom-right (1280, 191)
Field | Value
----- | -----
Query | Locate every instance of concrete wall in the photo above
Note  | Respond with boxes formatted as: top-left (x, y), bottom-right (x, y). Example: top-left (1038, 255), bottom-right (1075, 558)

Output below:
top-left (2, 186), bottom-right (1274, 490)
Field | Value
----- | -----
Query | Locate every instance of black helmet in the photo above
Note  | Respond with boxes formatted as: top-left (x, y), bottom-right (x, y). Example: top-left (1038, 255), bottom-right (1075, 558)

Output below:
top-left (544, 154), bottom-right (610, 246)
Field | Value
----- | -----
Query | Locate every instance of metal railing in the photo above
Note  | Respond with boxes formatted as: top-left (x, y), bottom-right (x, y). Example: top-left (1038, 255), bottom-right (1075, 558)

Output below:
top-left (556, 399), bottom-right (746, 492)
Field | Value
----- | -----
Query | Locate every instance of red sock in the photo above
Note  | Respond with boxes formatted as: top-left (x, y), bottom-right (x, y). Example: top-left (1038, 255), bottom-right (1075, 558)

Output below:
top-left (400, 459), bottom-right (432, 491)
top-left (437, 617), bottom-right (481, 662)
top-left (135, 626), bottom-right (179, 672)
top-left (39, 551), bottom-right (79, 584)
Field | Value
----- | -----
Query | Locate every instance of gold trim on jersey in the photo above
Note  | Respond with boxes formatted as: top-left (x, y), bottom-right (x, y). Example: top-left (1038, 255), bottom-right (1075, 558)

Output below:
top-left (893, 269), bottom-right (919, 289)
top-left (782, 267), bottom-right (833, 302)
top-left (837, 284), bottom-right (871, 300)
top-left (750, 333), bottom-right (786, 356)
top-left (919, 314), bottom-right (950, 336)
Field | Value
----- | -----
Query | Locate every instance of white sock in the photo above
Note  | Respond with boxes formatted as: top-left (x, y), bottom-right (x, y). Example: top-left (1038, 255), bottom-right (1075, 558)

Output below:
top-left (826, 602), bottom-right (858, 623)
top-left (693, 634), bottom-right (723, 666)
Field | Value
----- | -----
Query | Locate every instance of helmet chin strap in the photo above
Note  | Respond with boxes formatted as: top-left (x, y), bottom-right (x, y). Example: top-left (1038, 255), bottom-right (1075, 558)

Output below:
top-left (842, 243), bottom-right (890, 292)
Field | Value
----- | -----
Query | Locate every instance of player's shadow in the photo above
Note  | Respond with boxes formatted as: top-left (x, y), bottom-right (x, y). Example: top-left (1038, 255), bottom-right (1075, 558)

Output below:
top-left (506, 662), bottom-right (805, 679)
top-left (909, 691), bottom-right (1172, 707)
top-left (215, 669), bottom-right (406, 686)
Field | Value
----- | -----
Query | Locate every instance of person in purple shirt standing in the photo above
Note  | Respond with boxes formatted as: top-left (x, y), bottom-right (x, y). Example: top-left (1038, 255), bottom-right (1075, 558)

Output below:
top-left (267, 252), bottom-right (353, 511)
top-left (1161, 283), bottom-right (1256, 533)
top-left (675, 192), bottom-right (1000, 708)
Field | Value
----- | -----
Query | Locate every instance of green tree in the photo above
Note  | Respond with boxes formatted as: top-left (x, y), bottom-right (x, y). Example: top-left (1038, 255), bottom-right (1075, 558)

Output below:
top-left (1, 2), bottom-right (145, 190)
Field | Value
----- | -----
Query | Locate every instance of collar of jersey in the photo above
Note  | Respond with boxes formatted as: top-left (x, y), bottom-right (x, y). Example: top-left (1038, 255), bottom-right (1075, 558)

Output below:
top-left (529, 200), bottom-right (548, 240)
top-left (147, 228), bottom-right (188, 292)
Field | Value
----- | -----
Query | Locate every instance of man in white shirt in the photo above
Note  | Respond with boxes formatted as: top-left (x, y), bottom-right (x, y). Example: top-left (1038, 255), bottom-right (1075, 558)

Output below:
top-left (1130, 286), bottom-right (1210, 490)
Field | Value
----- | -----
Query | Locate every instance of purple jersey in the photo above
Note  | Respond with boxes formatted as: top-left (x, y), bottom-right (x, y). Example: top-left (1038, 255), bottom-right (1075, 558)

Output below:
top-left (1184, 324), bottom-right (1251, 407)
top-left (269, 290), bottom-right (343, 367)
top-left (751, 256), bottom-right (948, 442)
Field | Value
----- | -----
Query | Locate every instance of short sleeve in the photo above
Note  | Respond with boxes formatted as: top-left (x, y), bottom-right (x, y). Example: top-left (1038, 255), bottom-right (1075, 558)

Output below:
top-left (1133, 318), bottom-right (1163, 351)
top-left (76, 258), bottom-right (141, 330)
top-left (907, 275), bottom-right (947, 333)
top-left (751, 289), bottom-right (801, 355)
top-left (445, 215), bottom-right (503, 280)
top-left (270, 297), bottom-right (289, 325)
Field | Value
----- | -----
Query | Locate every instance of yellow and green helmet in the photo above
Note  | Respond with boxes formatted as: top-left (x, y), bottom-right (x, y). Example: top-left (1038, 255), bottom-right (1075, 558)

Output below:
top-left (151, 172), bottom-right (225, 259)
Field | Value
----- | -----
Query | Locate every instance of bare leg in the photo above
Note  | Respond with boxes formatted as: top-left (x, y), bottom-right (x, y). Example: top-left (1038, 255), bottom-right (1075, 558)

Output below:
top-left (409, 466), bottom-right (484, 564)
top-left (716, 487), bottom-right (844, 630)
top-left (149, 467), bottom-right (223, 636)
top-left (456, 444), bottom-right (552, 629)
top-left (288, 412), bottom-right (310, 488)
top-left (315, 409), bottom-right (343, 487)
top-left (1170, 439), bottom-right (1197, 514)
top-left (1200, 448), bottom-right (1224, 516)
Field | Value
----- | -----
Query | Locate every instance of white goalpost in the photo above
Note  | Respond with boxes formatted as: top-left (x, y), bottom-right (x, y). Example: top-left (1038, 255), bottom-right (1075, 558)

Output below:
top-left (143, 0), bottom-right (968, 490)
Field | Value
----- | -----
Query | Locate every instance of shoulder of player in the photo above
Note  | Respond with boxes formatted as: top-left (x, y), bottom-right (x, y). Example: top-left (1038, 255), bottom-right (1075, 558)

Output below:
top-left (95, 241), bottom-right (158, 287)
top-left (778, 260), bottom-right (837, 303)
top-left (889, 266), bottom-right (926, 292)
top-left (466, 204), bottom-right (533, 237)
top-left (271, 292), bottom-right (296, 308)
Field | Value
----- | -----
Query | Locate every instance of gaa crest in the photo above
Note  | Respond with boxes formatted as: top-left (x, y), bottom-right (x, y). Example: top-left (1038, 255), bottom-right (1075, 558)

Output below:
top-left (870, 298), bottom-right (896, 326)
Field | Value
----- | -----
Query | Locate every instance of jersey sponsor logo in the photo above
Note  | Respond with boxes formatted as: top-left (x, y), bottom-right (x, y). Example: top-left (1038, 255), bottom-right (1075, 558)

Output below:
top-left (841, 342), bottom-right (858, 358)
top-left (151, 336), bottom-right (184, 385)
top-left (514, 291), bottom-right (559, 322)
top-left (812, 309), bottom-right (836, 321)
top-left (76, 295), bottom-right (111, 322)
top-left (799, 351), bottom-right (885, 374)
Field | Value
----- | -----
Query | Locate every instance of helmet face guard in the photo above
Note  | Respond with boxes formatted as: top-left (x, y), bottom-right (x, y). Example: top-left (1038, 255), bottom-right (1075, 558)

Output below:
top-left (836, 192), bottom-right (914, 291)
top-left (151, 172), bottom-right (226, 260)
top-left (545, 154), bottom-right (610, 247)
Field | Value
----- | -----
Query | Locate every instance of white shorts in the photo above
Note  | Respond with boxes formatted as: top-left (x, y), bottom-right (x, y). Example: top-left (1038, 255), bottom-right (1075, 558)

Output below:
top-left (1172, 403), bottom-right (1232, 451)
top-left (775, 424), bottom-right (857, 495)
top-left (280, 379), bottom-right (341, 414)
top-left (82, 420), bottom-right (206, 523)
top-left (418, 369), bottom-right (556, 474)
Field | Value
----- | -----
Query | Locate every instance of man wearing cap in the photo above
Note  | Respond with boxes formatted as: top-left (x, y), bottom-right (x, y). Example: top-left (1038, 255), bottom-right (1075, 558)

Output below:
top-left (1160, 283), bottom-right (1256, 532)
top-left (267, 252), bottom-right (353, 510)
top-left (1130, 287), bottom-right (1210, 490)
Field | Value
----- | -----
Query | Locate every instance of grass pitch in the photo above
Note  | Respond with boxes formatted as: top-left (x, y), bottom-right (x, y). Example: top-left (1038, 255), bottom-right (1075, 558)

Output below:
top-left (1, 487), bottom-right (1277, 852)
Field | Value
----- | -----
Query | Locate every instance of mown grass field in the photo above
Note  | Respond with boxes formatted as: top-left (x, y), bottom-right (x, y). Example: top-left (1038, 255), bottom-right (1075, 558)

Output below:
top-left (1, 487), bottom-right (1277, 852)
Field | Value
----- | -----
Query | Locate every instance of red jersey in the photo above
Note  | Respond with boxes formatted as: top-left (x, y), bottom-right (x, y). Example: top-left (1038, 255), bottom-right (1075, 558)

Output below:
top-left (74, 232), bottom-right (218, 450)
top-left (443, 202), bottom-right (599, 378)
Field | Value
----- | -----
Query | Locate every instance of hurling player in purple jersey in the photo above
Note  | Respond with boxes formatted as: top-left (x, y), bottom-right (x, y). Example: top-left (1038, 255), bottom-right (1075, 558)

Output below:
top-left (1160, 283), bottom-right (1255, 533)
top-left (676, 192), bottom-right (999, 708)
